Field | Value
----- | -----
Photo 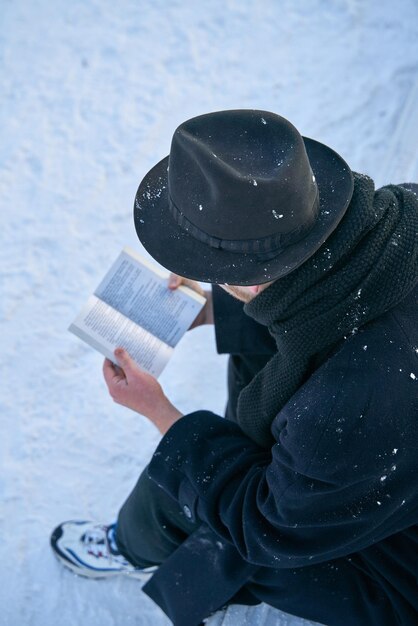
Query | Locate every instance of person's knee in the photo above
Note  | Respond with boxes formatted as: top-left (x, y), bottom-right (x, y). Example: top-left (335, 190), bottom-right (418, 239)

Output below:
top-left (116, 467), bottom-right (199, 567)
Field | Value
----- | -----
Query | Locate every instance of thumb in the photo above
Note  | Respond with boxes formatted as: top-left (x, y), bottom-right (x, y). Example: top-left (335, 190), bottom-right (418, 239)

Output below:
top-left (168, 273), bottom-right (181, 289)
top-left (114, 348), bottom-right (134, 371)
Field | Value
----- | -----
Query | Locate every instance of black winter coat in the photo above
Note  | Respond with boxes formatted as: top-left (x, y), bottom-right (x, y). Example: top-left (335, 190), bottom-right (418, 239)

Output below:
top-left (143, 284), bottom-right (418, 626)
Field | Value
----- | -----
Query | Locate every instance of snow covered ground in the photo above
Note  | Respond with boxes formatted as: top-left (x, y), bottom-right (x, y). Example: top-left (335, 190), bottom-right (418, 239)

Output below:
top-left (1, 1), bottom-right (417, 625)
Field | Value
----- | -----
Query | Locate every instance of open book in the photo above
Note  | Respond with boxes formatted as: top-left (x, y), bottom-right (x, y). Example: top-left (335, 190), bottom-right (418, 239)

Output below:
top-left (69, 248), bottom-right (206, 377)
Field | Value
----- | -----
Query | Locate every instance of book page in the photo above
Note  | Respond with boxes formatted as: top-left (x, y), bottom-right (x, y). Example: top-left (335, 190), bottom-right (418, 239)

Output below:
top-left (69, 295), bottom-right (173, 377)
top-left (95, 248), bottom-right (205, 348)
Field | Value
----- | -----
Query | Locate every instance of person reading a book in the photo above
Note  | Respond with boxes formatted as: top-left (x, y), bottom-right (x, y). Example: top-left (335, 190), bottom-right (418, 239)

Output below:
top-left (51, 110), bottom-right (418, 626)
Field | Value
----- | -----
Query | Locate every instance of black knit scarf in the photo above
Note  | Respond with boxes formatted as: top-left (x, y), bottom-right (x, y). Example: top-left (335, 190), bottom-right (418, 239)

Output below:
top-left (238, 173), bottom-right (418, 447)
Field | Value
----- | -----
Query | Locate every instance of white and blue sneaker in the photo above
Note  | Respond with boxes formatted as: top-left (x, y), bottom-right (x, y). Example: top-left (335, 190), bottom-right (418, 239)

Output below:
top-left (50, 521), bottom-right (157, 581)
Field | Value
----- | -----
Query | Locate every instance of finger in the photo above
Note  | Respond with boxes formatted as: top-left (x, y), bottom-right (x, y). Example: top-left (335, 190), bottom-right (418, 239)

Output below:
top-left (103, 356), bottom-right (125, 380)
top-left (168, 273), bottom-right (182, 289)
top-left (113, 364), bottom-right (124, 376)
top-left (103, 358), bottom-right (113, 377)
top-left (181, 277), bottom-right (205, 296)
top-left (103, 358), bottom-right (118, 387)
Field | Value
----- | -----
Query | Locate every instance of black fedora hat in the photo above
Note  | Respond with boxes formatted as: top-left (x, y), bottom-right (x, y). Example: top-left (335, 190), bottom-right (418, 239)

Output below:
top-left (134, 110), bottom-right (353, 285)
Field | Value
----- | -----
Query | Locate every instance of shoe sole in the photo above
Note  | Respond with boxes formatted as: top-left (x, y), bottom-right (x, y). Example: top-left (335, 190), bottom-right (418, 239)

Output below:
top-left (50, 523), bottom-right (154, 582)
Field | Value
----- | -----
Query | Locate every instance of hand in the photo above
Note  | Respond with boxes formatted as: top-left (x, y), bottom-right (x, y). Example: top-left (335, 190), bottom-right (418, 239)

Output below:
top-left (103, 348), bottom-right (183, 435)
top-left (168, 273), bottom-right (213, 328)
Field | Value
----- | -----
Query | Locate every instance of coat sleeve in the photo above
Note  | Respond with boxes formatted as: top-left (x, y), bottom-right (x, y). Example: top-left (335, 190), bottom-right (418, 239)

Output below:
top-left (148, 328), bottom-right (418, 569)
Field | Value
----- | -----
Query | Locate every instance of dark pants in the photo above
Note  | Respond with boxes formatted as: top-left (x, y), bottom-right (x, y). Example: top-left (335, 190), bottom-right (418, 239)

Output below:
top-left (115, 462), bottom-right (399, 626)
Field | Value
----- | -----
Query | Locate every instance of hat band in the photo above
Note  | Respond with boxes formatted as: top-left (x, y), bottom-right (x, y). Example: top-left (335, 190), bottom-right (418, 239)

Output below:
top-left (168, 191), bottom-right (320, 261)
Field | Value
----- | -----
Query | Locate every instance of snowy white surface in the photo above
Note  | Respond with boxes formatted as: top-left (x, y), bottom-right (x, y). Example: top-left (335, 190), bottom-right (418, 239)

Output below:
top-left (1, 1), bottom-right (418, 625)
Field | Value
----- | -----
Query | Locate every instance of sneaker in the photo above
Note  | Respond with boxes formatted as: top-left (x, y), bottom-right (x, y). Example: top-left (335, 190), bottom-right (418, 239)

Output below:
top-left (50, 520), bottom-right (157, 581)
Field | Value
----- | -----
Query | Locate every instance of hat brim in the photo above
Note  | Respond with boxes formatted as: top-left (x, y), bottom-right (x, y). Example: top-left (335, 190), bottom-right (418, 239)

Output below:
top-left (133, 138), bottom-right (354, 285)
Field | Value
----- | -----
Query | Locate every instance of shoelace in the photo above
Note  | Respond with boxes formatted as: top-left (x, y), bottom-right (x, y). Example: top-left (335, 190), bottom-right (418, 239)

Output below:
top-left (80, 526), bottom-right (108, 559)
top-left (81, 525), bottom-right (107, 547)
top-left (80, 524), bottom-right (128, 562)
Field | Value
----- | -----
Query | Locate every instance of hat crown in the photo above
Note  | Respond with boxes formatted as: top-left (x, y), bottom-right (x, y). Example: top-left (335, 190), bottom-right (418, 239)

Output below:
top-left (168, 110), bottom-right (319, 241)
top-left (134, 108), bottom-right (353, 286)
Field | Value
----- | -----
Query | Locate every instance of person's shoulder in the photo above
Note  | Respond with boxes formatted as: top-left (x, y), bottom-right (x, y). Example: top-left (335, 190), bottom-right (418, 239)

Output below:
top-left (322, 284), bottom-right (417, 387)
top-left (273, 289), bottom-right (418, 468)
